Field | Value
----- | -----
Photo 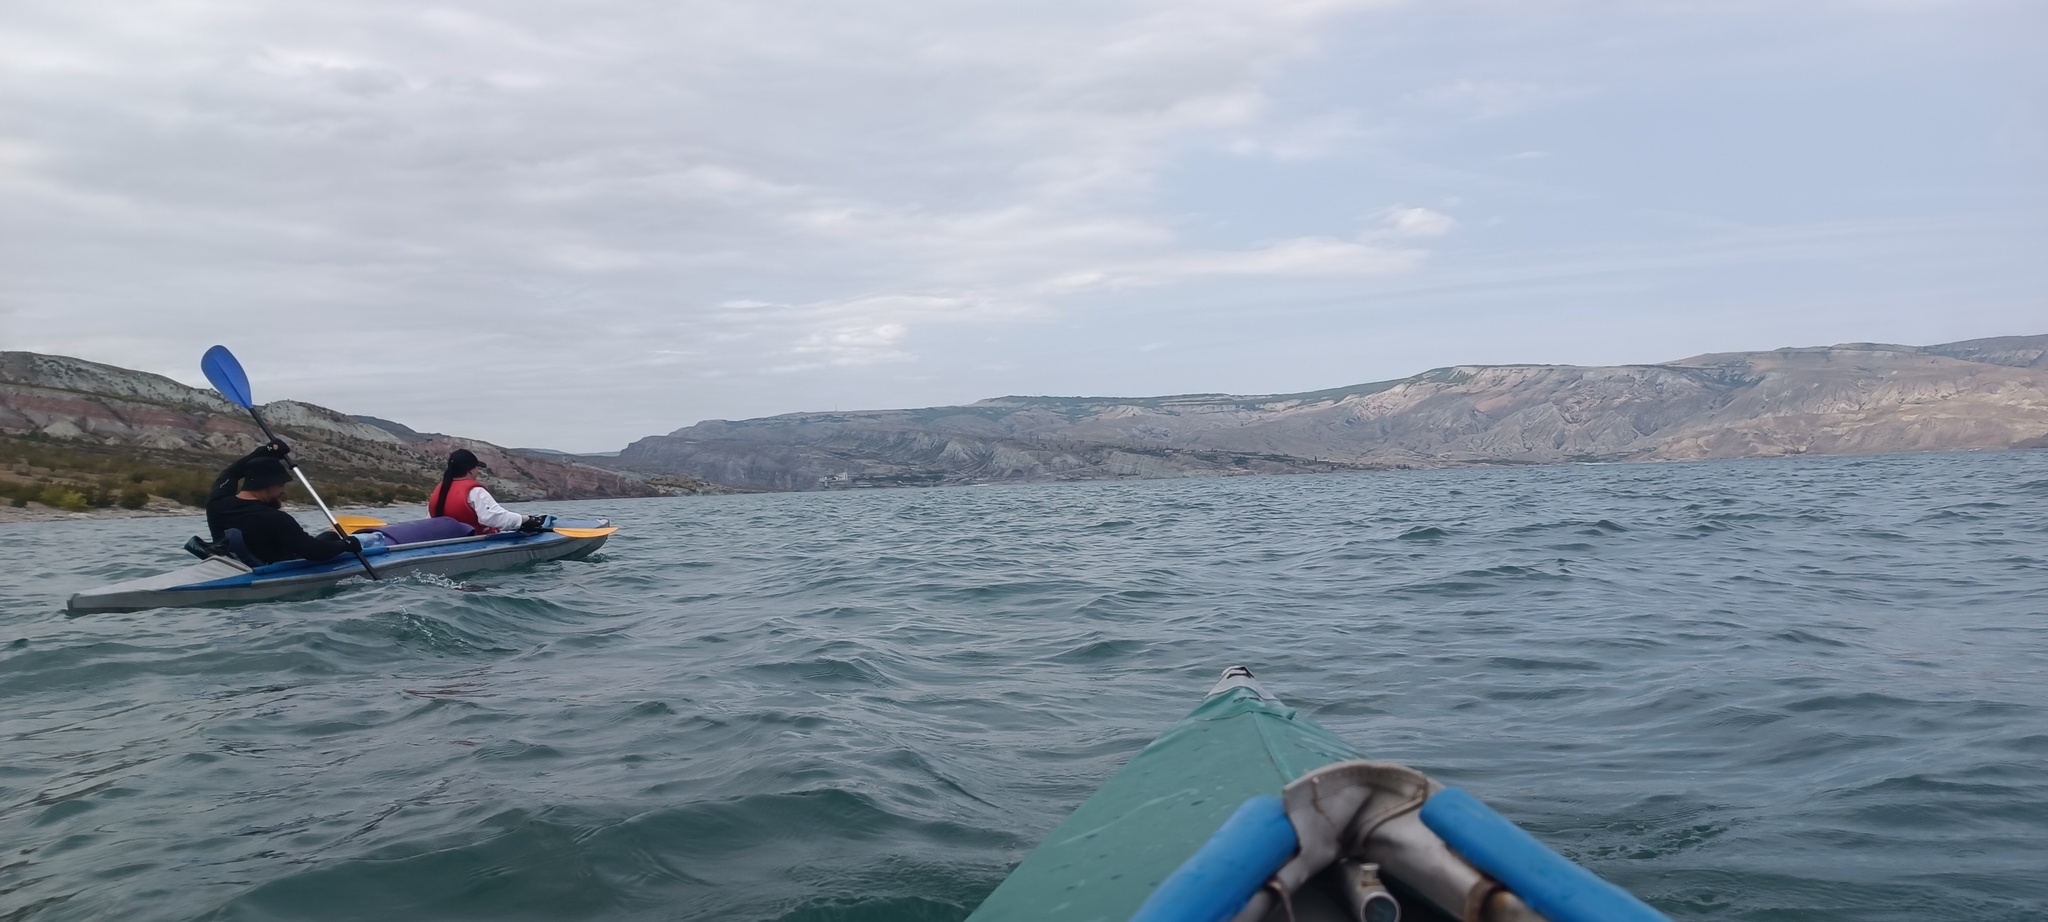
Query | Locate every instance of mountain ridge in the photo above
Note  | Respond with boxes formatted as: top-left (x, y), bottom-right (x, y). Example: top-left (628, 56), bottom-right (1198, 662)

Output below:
top-left (7, 335), bottom-right (2045, 508)
top-left (0, 351), bottom-right (680, 517)
top-left (604, 334), bottom-right (2048, 491)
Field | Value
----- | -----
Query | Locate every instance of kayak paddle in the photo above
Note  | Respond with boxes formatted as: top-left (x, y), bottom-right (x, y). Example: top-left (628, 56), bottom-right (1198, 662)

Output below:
top-left (201, 345), bottom-right (380, 580)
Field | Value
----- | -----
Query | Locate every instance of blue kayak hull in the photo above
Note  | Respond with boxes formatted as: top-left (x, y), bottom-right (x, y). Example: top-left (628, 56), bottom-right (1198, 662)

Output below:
top-left (66, 523), bottom-right (611, 612)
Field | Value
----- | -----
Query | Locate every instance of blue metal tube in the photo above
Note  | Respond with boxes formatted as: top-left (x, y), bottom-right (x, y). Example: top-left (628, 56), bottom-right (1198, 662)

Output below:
top-left (1129, 795), bottom-right (1298, 922)
top-left (1420, 788), bottom-right (1670, 922)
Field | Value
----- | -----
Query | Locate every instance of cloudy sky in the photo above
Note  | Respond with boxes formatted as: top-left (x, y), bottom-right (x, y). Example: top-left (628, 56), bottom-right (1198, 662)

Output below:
top-left (3, 0), bottom-right (2042, 450)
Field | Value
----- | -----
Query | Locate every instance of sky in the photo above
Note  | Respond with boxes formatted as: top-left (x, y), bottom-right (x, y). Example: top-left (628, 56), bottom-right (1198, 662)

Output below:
top-left (2, 0), bottom-right (2042, 451)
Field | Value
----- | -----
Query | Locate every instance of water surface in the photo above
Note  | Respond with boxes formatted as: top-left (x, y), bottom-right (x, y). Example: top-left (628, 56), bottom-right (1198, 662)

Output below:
top-left (4, 452), bottom-right (2045, 920)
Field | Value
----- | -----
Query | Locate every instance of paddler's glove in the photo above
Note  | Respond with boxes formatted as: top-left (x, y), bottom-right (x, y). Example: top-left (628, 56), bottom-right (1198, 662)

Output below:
top-left (518, 515), bottom-right (555, 533)
top-left (238, 440), bottom-right (292, 467)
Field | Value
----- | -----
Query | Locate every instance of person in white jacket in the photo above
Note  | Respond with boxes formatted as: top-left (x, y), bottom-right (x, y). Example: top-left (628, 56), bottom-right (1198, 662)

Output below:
top-left (426, 449), bottom-right (552, 535)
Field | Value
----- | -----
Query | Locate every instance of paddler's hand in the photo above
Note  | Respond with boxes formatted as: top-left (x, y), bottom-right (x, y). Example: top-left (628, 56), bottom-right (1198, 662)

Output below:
top-left (239, 439), bottom-right (292, 466)
top-left (518, 515), bottom-right (554, 533)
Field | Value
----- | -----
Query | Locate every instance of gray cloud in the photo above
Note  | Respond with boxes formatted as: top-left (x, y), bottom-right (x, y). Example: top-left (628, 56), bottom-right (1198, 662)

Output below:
top-left (3, 0), bottom-right (2041, 449)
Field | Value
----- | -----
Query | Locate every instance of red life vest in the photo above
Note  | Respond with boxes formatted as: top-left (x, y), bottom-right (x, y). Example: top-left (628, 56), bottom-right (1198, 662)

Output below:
top-left (430, 477), bottom-right (492, 533)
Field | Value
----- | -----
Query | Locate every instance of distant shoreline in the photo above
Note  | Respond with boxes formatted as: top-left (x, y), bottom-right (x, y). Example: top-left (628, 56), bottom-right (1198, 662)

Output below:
top-left (6, 445), bottom-right (2040, 527)
top-left (0, 500), bottom-right (416, 527)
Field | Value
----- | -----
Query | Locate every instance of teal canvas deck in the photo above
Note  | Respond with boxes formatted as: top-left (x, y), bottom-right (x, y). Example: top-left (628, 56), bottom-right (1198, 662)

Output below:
top-left (966, 682), bottom-right (1360, 921)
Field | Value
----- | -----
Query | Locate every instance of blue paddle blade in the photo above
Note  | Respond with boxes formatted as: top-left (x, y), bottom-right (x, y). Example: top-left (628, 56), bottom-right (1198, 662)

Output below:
top-left (200, 345), bottom-right (254, 409)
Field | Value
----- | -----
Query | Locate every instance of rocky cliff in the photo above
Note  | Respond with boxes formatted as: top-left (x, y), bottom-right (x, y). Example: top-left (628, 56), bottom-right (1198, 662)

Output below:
top-left (0, 351), bottom-right (667, 509)
top-left (611, 335), bottom-right (2048, 491)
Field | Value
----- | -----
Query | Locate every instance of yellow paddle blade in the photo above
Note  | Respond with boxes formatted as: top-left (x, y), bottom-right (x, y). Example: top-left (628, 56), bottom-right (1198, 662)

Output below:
top-left (551, 526), bottom-right (618, 539)
top-left (335, 515), bottom-right (388, 534)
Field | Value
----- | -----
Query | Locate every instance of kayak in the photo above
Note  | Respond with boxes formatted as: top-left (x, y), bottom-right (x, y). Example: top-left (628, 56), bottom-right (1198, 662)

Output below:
top-left (65, 519), bottom-right (615, 613)
top-left (965, 666), bottom-right (1669, 922)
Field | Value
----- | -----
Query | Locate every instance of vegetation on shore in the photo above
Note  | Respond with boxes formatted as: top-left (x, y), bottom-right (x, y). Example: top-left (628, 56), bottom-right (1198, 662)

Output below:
top-left (1, 432), bottom-right (428, 512)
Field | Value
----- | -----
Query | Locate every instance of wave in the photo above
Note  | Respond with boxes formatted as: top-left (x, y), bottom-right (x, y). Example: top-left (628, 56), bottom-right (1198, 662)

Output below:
top-left (9, 450), bottom-right (2048, 921)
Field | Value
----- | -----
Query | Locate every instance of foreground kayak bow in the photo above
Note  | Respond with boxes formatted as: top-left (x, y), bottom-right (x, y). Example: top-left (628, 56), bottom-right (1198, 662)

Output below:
top-left (966, 666), bottom-right (1669, 922)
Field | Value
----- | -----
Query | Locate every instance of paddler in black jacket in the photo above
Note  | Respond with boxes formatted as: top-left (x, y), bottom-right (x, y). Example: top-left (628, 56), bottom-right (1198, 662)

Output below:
top-left (205, 441), bottom-right (359, 564)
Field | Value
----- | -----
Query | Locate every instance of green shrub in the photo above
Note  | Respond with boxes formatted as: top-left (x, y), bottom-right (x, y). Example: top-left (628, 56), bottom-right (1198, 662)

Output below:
top-left (38, 485), bottom-right (90, 511)
top-left (118, 487), bottom-right (151, 510)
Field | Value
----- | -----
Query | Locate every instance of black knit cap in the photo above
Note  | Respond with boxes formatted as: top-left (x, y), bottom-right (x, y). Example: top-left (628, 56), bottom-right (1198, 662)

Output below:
top-left (446, 448), bottom-right (488, 476)
top-left (242, 458), bottom-right (291, 490)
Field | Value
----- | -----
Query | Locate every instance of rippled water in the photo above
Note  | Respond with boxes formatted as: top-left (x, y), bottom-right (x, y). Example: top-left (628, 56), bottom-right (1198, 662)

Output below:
top-left (4, 452), bottom-right (2046, 921)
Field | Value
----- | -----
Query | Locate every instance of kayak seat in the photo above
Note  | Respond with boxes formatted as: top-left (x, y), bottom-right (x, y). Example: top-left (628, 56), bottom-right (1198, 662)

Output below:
top-left (370, 516), bottom-right (476, 545)
top-left (221, 528), bottom-right (265, 568)
top-left (183, 535), bottom-right (218, 560)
